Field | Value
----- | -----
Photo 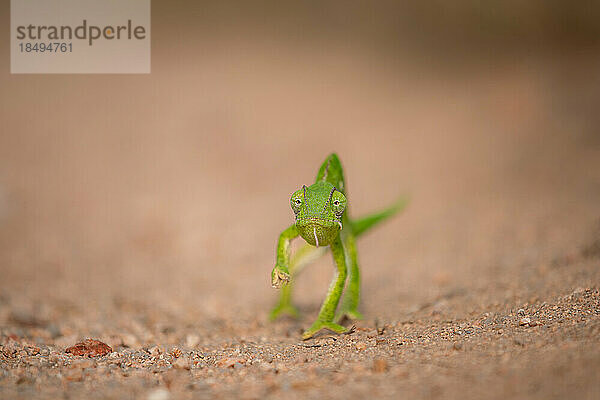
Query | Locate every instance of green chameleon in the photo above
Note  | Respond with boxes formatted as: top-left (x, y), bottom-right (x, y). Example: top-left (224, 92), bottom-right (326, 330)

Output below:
top-left (270, 153), bottom-right (407, 339)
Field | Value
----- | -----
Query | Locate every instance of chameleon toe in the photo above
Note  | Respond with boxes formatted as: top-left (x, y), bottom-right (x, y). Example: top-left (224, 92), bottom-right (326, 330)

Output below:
top-left (301, 321), bottom-right (351, 340)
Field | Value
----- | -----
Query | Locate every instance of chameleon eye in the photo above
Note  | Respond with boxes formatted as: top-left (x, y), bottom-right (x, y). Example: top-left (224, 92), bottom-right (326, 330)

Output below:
top-left (331, 192), bottom-right (347, 215)
top-left (290, 189), bottom-right (304, 213)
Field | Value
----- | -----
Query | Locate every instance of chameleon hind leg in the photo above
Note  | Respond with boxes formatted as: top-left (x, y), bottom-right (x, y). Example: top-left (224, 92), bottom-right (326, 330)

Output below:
top-left (335, 231), bottom-right (363, 322)
top-left (350, 197), bottom-right (408, 236)
top-left (302, 236), bottom-right (350, 340)
top-left (269, 244), bottom-right (327, 320)
top-left (333, 197), bottom-right (408, 322)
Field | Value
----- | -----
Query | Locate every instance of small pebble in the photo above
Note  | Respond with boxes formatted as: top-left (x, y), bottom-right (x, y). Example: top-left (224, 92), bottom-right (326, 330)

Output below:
top-left (147, 388), bottom-right (170, 400)
top-left (172, 357), bottom-right (189, 370)
top-left (65, 339), bottom-right (112, 357)
top-left (355, 342), bottom-right (367, 351)
top-left (185, 334), bottom-right (200, 348)
top-left (217, 357), bottom-right (245, 368)
top-left (149, 346), bottom-right (163, 357)
top-left (519, 317), bottom-right (531, 326)
top-left (121, 334), bottom-right (139, 348)
top-left (373, 358), bottom-right (388, 373)
top-left (170, 348), bottom-right (182, 358)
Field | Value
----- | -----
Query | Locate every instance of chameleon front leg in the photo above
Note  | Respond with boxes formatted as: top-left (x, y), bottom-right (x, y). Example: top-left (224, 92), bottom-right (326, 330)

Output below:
top-left (335, 231), bottom-right (363, 322)
top-left (269, 243), bottom-right (327, 320)
top-left (269, 283), bottom-right (299, 320)
top-left (270, 224), bottom-right (299, 288)
top-left (302, 235), bottom-right (351, 340)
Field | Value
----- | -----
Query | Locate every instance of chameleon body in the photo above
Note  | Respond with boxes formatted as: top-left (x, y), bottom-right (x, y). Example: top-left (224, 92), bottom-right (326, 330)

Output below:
top-left (270, 153), bottom-right (407, 339)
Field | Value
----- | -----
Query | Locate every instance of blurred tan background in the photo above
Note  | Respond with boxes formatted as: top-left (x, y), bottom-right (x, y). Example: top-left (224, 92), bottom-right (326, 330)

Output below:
top-left (1, 0), bottom-right (599, 344)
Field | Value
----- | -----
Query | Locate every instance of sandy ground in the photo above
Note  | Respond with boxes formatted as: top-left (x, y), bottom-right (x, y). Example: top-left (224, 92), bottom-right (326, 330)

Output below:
top-left (1, 5), bottom-right (600, 399)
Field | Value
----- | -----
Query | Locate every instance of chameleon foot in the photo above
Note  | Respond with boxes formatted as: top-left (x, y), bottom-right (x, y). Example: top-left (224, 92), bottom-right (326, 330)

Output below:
top-left (301, 321), bottom-right (354, 340)
top-left (335, 308), bottom-right (364, 323)
top-left (269, 302), bottom-right (300, 321)
top-left (271, 265), bottom-right (290, 289)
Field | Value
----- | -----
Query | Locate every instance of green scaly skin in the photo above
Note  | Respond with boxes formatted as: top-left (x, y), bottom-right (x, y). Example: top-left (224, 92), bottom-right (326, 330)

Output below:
top-left (270, 153), bottom-right (408, 340)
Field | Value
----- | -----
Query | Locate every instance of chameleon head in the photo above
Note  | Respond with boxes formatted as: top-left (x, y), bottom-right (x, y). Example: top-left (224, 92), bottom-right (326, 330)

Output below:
top-left (290, 181), bottom-right (347, 247)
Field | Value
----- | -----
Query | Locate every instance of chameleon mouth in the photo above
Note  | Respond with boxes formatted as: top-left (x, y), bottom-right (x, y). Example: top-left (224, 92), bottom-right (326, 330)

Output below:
top-left (297, 218), bottom-right (325, 227)
top-left (306, 221), bottom-right (325, 227)
top-left (299, 218), bottom-right (342, 230)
